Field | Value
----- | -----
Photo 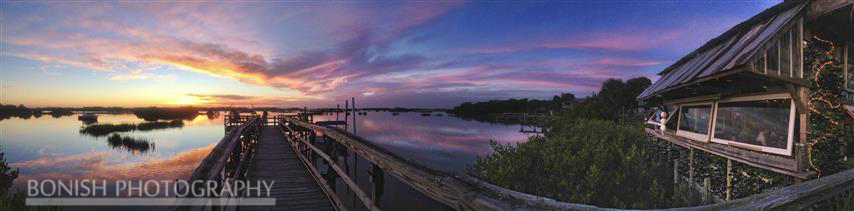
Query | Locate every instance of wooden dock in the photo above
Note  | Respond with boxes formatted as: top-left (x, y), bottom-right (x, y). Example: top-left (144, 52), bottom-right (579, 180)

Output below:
top-left (244, 126), bottom-right (334, 211)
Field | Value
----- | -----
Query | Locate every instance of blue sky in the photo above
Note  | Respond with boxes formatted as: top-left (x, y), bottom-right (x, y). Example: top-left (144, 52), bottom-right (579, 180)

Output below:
top-left (0, 0), bottom-right (781, 108)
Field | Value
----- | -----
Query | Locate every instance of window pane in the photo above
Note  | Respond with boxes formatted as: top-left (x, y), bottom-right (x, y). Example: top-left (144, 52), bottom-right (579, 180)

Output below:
top-left (713, 99), bottom-right (791, 150)
top-left (781, 32), bottom-right (791, 77)
top-left (666, 106), bottom-right (679, 130)
top-left (767, 41), bottom-right (779, 74)
top-left (679, 105), bottom-right (711, 135)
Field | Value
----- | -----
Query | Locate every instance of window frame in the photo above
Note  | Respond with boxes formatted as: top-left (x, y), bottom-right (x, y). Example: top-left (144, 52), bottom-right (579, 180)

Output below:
top-left (676, 102), bottom-right (714, 142)
top-left (709, 93), bottom-right (796, 156)
top-left (646, 109), bottom-right (662, 126)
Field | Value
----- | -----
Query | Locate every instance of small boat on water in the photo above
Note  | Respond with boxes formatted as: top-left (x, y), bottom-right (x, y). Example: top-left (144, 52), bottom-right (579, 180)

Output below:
top-left (421, 112), bottom-right (431, 117)
top-left (392, 112), bottom-right (400, 116)
top-left (78, 113), bottom-right (98, 121)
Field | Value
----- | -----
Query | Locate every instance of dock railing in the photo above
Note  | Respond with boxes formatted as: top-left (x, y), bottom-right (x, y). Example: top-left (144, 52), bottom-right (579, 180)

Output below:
top-left (176, 113), bottom-right (854, 210)
top-left (171, 115), bottom-right (261, 211)
top-left (279, 115), bottom-right (854, 210)
top-left (278, 115), bottom-right (603, 210)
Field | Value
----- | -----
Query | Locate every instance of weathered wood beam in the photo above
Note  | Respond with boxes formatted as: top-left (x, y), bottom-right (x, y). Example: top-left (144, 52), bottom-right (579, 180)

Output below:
top-left (806, 0), bottom-right (853, 20)
top-left (784, 84), bottom-right (809, 114)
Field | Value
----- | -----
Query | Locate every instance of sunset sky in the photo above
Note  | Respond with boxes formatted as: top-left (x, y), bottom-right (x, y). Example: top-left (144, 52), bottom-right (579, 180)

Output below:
top-left (0, 1), bottom-right (781, 108)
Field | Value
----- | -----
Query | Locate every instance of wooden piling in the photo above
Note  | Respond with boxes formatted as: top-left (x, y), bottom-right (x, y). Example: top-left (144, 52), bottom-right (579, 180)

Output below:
top-left (726, 159), bottom-right (733, 201)
top-left (674, 160), bottom-right (679, 184)
top-left (689, 148), bottom-right (695, 185)
top-left (704, 178), bottom-right (711, 204)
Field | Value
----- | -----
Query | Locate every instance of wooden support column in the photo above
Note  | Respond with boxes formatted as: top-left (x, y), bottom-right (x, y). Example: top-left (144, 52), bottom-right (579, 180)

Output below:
top-left (726, 159), bottom-right (733, 201)
top-left (798, 86), bottom-right (810, 178)
top-left (690, 148), bottom-right (695, 185)
top-left (674, 160), bottom-right (680, 185)
top-left (704, 178), bottom-right (712, 204)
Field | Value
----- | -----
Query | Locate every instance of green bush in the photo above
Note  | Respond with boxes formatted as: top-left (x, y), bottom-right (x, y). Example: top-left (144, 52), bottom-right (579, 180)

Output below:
top-left (470, 119), bottom-right (675, 209)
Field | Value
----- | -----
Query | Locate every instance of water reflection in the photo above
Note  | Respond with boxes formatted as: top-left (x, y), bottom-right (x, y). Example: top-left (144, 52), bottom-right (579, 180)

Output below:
top-left (306, 111), bottom-right (533, 210)
top-left (1, 111), bottom-right (532, 210)
top-left (314, 111), bottom-right (532, 173)
top-left (2, 114), bottom-right (224, 193)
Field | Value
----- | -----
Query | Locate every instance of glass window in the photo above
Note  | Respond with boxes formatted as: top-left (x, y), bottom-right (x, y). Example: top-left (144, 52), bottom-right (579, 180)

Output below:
top-left (781, 32), bottom-right (791, 77)
top-left (713, 99), bottom-right (792, 150)
top-left (665, 107), bottom-right (679, 131)
top-left (678, 105), bottom-right (711, 135)
top-left (767, 40), bottom-right (779, 75)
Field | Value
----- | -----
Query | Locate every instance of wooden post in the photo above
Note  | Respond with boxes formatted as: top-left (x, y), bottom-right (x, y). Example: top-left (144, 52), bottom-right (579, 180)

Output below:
top-left (689, 148), bottom-right (695, 185)
top-left (798, 86), bottom-right (809, 176)
top-left (370, 163), bottom-right (384, 208)
top-left (674, 160), bottom-right (679, 185)
top-left (726, 159), bottom-right (733, 201)
top-left (352, 97), bottom-right (357, 134)
top-left (704, 178), bottom-right (711, 204)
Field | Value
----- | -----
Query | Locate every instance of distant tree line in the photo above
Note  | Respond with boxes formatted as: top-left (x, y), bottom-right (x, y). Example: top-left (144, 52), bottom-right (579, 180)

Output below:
top-left (0, 104), bottom-right (74, 120)
top-left (450, 77), bottom-right (652, 122)
top-left (562, 77), bottom-right (651, 121)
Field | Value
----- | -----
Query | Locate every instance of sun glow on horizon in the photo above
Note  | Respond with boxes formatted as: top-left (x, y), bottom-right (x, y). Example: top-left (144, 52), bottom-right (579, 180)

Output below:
top-left (169, 96), bottom-right (209, 106)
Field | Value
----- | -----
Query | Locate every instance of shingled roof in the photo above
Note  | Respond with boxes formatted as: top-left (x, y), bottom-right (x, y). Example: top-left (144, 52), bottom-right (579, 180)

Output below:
top-left (637, 0), bottom-right (808, 100)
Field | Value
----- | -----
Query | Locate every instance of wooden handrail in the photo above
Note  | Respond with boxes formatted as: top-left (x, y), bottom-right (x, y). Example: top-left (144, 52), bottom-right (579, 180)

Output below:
top-left (171, 116), bottom-right (260, 211)
top-left (278, 126), bottom-right (349, 211)
top-left (675, 167), bottom-right (854, 210)
top-left (281, 116), bottom-right (601, 210)
top-left (281, 116), bottom-right (854, 210)
top-left (281, 123), bottom-right (380, 211)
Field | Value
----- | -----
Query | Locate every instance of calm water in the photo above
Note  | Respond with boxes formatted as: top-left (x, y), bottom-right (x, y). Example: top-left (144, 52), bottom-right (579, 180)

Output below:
top-left (0, 111), bottom-right (534, 210)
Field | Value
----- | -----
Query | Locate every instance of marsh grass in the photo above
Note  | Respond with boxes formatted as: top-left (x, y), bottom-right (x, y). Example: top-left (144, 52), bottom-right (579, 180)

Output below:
top-left (80, 120), bottom-right (183, 136)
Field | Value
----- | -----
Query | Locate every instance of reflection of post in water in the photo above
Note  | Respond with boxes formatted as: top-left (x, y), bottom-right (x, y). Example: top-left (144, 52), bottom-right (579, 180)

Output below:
top-left (369, 163), bottom-right (384, 208)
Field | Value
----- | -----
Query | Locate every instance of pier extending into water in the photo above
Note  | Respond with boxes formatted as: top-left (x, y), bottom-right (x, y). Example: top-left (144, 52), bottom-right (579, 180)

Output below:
top-left (170, 112), bottom-right (854, 211)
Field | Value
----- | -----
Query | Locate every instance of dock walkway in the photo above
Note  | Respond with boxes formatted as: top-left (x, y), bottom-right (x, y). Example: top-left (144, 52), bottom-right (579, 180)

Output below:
top-left (244, 125), bottom-right (334, 211)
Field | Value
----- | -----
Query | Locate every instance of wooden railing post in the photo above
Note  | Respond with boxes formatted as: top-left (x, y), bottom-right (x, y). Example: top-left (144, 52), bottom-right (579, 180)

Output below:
top-left (726, 159), bottom-right (733, 201)
top-left (370, 163), bottom-right (384, 208)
